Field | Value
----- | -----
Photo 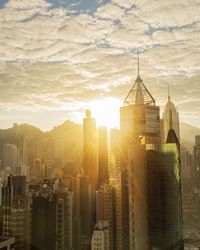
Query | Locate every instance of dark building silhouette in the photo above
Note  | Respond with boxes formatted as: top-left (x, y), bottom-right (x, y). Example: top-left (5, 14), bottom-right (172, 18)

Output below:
top-left (146, 129), bottom-right (183, 249)
top-left (31, 184), bottom-right (72, 250)
top-left (1, 175), bottom-right (27, 250)
top-left (194, 135), bottom-right (200, 188)
top-left (72, 174), bottom-right (91, 250)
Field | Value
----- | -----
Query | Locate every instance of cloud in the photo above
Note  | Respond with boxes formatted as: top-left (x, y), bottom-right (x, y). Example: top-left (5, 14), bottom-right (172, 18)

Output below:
top-left (0, 0), bottom-right (199, 129)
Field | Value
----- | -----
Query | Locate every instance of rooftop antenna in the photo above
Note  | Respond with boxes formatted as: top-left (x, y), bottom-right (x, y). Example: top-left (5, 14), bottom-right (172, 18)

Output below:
top-left (168, 83), bottom-right (173, 129)
top-left (168, 83), bottom-right (171, 102)
top-left (137, 48), bottom-right (140, 77)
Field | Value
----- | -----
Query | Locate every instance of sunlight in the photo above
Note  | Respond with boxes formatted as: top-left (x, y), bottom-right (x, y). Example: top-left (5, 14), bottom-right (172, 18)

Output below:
top-left (88, 97), bottom-right (121, 128)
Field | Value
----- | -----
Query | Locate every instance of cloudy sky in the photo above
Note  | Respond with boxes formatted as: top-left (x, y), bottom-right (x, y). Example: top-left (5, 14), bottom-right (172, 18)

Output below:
top-left (0, 0), bottom-right (199, 130)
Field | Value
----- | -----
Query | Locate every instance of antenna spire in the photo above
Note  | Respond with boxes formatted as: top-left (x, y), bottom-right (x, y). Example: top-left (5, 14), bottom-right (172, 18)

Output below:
top-left (137, 49), bottom-right (140, 76)
top-left (168, 83), bottom-right (171, 102)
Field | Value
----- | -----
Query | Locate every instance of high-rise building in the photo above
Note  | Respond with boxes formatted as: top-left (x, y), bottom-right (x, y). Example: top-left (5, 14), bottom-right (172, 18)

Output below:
top-left (162, 88), bottom-right (180, 142)
top-left (72, 174), bottom-right (91, 250)
top-left (96, 183), bottom-right (113, 250)
top-left (120, 54), bottom-right (160, 250)
top-left (83, 110), bottom-right (98, 188)
top-left (55, 138), bottom-right (65, 166)
top-left (3, 144), bottom-right (20, 172)
top-left (146, 129), bottom-right (183, 249)
top-left (109, 129), bottom-right (121, 181)
top-left (1, 175), bottom-right (27, 250)
top-left (127, 144), bottom-right (149, 250)
top-left (120, 55), bottom-right (160, 145)
top-left (83, 110), bottom-right (98, 229)
top-left (194, 135), bottom-right (200, 188)
top-left (120, 54), bottom-right (183, 250)
top-left (98, 127), bottom-right (108, 186)
top-left (31, 183), bottom-right (73, 250)
top-left (91, 220), bottom-right (109, 250)
top-left (112, 183), bottom-right (123, 250)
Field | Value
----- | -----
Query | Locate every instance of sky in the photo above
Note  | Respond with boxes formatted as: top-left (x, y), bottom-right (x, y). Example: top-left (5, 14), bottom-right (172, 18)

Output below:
top-left (0, 0), bottom-right (200, 130)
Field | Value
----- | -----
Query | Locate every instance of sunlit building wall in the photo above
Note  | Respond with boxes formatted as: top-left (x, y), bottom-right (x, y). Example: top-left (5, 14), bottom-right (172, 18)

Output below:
top-left (127, 144), bottom-right (149, 250)
top-left (98, 127), bottom-right (108, 186)
top-left (83, 110), bottom-right (98, 228)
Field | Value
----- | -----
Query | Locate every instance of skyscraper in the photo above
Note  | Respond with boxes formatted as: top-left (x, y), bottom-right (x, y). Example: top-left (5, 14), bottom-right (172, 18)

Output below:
top-left (120, 53), bottom-right (160, 250)
top-left (96, 183), bottom-right (114, 250)
top-left (98, 127), bottom-right (108, 186)
top-left (83, 110), bottom-right (98, 188)
top-left (91, 221), bottom-right (109, 250)
top-left (120, 53), bottom-right (161, 145)
top-left (1, 175), bottom-right (27, 250)
top-left (120, 53), bottom-right (183, 249)
top-left (3, 144), bottom-right (20, 172)
top-left (162, 86), bottom-right (180, 142)
top-left (31, 183), bottom-right (73, 250)
top-left (194, 135), bottom-right (200, 188)
top-left (83, 110), bottom-right (98, 228)
top-left (146, 130), bottom-right (183, 249)
top-left (72, 174), bottom-right (91, 250)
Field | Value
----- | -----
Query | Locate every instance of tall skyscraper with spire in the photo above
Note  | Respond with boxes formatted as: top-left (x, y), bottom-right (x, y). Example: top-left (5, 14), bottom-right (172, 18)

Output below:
top-left (120, 52), bottom-right (161, 145)
top-left (162, 85), bottom-right (180, 142)
top-left (120, 52), bottom-right (183, 250)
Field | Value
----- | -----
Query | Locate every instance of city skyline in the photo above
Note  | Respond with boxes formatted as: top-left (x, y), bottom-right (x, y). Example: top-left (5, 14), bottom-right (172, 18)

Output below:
top-left (0, 0), bottom-right (200, 130)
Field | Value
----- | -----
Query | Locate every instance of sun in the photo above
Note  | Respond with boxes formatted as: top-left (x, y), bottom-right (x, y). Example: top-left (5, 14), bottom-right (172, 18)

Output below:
top-left (88, 97), bottom-right (122, 128)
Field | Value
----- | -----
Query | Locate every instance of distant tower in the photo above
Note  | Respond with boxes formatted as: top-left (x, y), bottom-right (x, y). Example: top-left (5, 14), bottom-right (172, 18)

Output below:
top-left (83, 110), bottom-right (98, 228)
top-left (162, 84), bottom-right (180, 142)
top-left (3, 143), bottom-right (20, 172)
top-left (83, 110), bottom-right (98, 188)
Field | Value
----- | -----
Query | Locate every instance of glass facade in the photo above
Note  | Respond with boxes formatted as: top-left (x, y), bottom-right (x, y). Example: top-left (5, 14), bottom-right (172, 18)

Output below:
top-left (146, 143), bottom-right (183, 250)
top-left (120, 105), bottom-right (160, 145)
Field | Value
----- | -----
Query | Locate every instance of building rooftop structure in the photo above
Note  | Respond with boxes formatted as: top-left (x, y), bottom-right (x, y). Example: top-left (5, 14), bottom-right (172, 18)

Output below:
top-left (124, 51), bottom-right (155, 106)
top-left (0, 236), bottom-right (15, 250)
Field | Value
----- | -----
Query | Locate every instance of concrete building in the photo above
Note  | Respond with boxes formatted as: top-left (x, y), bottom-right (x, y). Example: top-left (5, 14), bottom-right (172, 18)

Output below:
top-left (194, 135), bottom-right (200, 188)
top-left (83, 110), bottom-right (98, 234)
top-left (72, 174), bottom-right (91, 250)
top-left (127, 144), bottom-right (148, 250)
top-left (0, 237), bottom-right (15, 250)
top-left (91, 221), bottom-right (109, 250)
top-left (3, 144), bottom-right (20, 172)
top-left (96, 184), bottom-right (113, 250)
top-left (31, 183), bottom-right (73, 250)
top-left (1, 175), bottom-right (27, 250)
top-left (120, 53), bottom-right (160, 250)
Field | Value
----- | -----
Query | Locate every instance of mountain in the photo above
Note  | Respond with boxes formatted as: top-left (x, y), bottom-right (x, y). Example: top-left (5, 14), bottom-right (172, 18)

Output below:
top-left (180, 122), bottom-right (200, 151)
top-left (0, 120), bottom-right (199, 160)
top-left (0, 121), bottom-right (83, 161)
